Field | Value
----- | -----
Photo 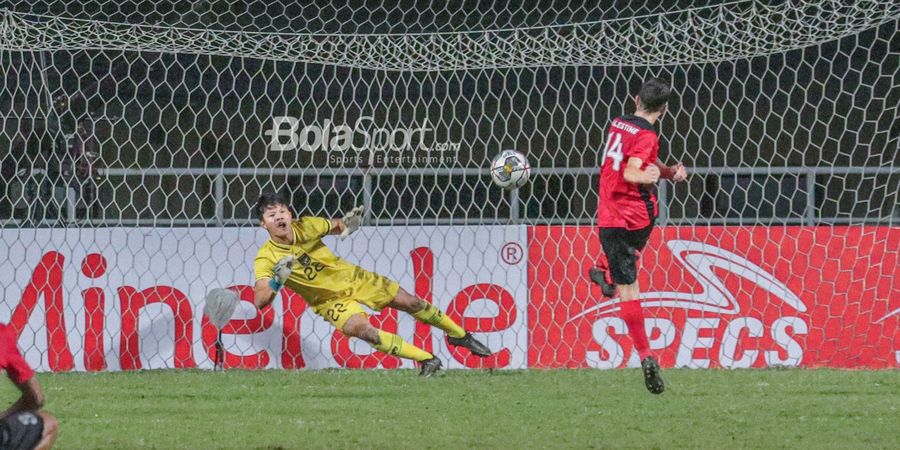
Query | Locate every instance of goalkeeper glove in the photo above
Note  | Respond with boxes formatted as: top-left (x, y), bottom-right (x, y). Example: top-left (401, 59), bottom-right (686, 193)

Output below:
top-left (339, 205), bottom-right (364, 240)
top-left (269, 255), bottom-right (296, 292)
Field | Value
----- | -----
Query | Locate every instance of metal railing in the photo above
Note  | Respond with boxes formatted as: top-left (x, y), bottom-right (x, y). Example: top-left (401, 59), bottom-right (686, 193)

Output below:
top-left (1, 166), bottom-right (897, 227)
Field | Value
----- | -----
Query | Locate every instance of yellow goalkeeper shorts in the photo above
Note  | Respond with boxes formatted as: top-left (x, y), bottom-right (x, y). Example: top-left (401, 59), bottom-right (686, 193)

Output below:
top-left (312, 271), bottom-right (400, 331)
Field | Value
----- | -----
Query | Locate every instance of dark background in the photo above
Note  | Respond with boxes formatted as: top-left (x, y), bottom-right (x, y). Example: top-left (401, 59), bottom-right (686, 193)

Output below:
top-left (1, 1), bottom-right (897, 225)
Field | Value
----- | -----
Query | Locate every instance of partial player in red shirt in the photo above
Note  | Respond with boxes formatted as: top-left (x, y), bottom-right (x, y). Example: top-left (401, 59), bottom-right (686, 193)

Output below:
top-left (589, 78), bottom-right (688, 394)
top-left (0, 324), bottom-right (59, 449)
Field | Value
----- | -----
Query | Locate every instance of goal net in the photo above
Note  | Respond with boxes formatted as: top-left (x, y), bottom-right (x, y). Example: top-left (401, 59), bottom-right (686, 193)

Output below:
top-left (0, 0), bottom-right (897, 371)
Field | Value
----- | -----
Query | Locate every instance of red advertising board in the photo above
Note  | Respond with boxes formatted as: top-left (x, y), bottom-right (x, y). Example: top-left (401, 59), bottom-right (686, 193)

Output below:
top-left (528, 226), bottom-right (900, 369)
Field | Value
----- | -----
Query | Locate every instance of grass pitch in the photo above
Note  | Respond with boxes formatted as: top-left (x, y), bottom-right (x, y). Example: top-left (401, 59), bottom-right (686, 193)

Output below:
top-left (9, 369), bottom-right (898, 449)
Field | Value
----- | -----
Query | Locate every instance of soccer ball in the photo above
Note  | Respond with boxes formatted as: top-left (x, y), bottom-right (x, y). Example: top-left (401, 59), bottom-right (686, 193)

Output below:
top-left (490, 150), bottom-right (531, 189)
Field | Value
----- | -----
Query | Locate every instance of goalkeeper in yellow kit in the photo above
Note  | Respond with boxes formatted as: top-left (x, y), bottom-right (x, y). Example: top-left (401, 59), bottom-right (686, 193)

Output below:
top-left (252, 192), bottom-right (491, 376)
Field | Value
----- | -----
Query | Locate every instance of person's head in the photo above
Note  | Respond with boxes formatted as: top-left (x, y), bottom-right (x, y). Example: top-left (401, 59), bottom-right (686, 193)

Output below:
top-left (634, 78), bottom-right (671, 116)
top-left (255, 191), bottom-right (293, 240)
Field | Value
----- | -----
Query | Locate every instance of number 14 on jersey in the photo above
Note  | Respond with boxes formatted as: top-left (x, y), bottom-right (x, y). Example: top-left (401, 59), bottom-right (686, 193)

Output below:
top-left (602, 132), bottom-right (624, 171)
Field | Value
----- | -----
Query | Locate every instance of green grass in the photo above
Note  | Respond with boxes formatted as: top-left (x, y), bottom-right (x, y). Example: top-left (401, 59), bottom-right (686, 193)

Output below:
top-left (6, 369), bottom-right (898, 449)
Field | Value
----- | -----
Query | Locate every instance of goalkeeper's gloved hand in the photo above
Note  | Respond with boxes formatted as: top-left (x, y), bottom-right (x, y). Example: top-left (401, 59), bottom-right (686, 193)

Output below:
top-left (269, 255), bottom-right (296, 293)
top-left (339, 205), bottom-right (364, 240)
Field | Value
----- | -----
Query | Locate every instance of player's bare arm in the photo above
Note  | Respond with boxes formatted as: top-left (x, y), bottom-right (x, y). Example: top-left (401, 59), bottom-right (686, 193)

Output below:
top-left (328, 218), bottom-right (343, 235)
top-left (1, 377), bottom-right (44, 420)
top-left (253, 278), bottom-right (276, 309)
top-left (253, 253), bottom-right (296, 309)
top-left (623, 157), bottom-right (660, 184)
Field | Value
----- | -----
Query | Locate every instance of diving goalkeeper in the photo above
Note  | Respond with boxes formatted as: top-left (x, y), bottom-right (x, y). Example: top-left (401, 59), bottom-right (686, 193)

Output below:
top-left (252, 192), bottom-right (491, 376)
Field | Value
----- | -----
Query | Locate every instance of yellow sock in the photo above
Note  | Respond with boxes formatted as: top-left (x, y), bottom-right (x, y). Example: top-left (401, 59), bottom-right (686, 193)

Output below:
top-left (412, 303), bottom-right (466, 338)
top-left (373, 330), bottom-right (433, 362)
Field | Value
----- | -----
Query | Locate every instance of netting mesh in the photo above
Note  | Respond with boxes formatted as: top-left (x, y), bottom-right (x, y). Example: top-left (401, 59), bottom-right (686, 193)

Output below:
top-left (0, 1), bottom-right (819, 33)
top-left (0, 0), bottom-right (898, 371)
top-left (4, 2), bottom-right (899, 69)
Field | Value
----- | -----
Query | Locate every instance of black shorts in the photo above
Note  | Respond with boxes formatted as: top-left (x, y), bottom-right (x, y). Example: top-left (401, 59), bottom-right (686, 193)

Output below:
top-left (0, 411), bottom-right (43, 450)
top-left (599, 224), bottom-right (654, 285)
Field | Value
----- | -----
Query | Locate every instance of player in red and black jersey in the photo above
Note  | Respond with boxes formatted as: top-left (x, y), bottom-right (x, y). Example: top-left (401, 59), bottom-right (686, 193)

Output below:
top-left (1, 323), bottom-right (59, 449)
top-left (590, 78), bottom-right (688, 394)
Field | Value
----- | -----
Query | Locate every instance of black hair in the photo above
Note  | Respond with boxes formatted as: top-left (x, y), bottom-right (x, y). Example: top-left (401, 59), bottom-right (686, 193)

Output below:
top-left (637, 78), bottom-right (671, 113)
top-left (254, 191), bottom-right (292, 220)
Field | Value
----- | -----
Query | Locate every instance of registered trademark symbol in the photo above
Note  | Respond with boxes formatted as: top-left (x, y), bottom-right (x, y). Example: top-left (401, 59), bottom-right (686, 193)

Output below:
top-left (500, 242), bottom-right (523, 265)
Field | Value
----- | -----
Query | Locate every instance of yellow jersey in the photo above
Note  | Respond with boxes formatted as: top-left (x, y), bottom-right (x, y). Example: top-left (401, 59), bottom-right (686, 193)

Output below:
top-left (254, 217), bottom-right (366, 306)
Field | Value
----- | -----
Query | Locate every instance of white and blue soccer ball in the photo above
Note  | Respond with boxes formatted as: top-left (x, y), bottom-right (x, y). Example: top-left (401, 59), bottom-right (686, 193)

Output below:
top-left (490, 150), bottom-right (531, 189)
